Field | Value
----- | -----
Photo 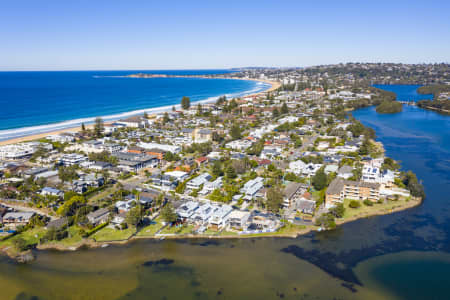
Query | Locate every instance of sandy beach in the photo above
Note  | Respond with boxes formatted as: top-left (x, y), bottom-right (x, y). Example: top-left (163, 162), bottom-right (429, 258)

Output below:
top-left (0, 78), bottom-right (280, 146)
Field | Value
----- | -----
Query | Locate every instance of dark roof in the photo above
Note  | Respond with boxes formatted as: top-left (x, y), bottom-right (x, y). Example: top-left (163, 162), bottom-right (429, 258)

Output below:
top-left (284, 182), bottom-right (303, 200)
top-left (46, 217), bottom-right (68, 230)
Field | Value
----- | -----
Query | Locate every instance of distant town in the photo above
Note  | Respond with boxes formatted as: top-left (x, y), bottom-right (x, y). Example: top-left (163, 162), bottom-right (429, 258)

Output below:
top-left (2, 62), bottom-right (447, 261)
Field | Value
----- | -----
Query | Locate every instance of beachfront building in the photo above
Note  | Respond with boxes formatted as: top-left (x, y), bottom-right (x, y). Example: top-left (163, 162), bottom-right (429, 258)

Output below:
top-left (325, 178), bottom-right (380, 208)
top-left (138, 142), bottom-right (181, 154)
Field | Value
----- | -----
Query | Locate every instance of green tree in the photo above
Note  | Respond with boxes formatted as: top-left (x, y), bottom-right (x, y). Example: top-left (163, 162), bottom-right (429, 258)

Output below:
top-left (181, 96), bottom-right (191, 110)
top-left (312, 167), bottom-right (327, 190)
top-left (266, 186), bottom-right (283, 213)
top-left (329, 203), bottom-right (345, 218)
top-left (225, 166), bottom-right (237, 179)
top-left (211, 160), bottom-right (223, 177)
top-left (349, 200), bottom-right (361, 208)
top-left (272, 108), bottom-right (280, 118)
top-left (94, 117), bottom-right (104, 138)
top-left (81, 123), bottom-right (86, 132)
top-left (57, 195), bottom-right (86, 216)
top-left (126, 205), bottom-right (143, 228)
top-left (280, 102), bottom-right (289, 114)
top-left (13, 237), bottom-right (28, 251)
top-left (230, 123), bottom-right (242, 140)
top-left (161, 203), bottom-right (177, 223)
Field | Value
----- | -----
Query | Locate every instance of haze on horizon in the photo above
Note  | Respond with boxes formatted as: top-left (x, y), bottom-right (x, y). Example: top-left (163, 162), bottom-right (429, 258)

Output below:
top-left (0, 0), bottom-right (449, 71)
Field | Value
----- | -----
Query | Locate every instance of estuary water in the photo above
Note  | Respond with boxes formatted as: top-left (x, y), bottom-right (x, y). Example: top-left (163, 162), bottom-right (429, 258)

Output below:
top-left (0, 85), bottom-right (449, 300)
top-left (0, 70), bottom-right (270, 140)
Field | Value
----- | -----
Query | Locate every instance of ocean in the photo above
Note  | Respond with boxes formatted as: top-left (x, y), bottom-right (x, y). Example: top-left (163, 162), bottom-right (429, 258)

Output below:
top-left (0, 70), bottom-right (270, 141)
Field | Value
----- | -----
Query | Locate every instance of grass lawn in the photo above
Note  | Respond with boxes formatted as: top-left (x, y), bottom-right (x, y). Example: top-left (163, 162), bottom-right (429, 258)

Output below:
top-left (51, 226), bottom-right (84, 247)
top-left (92, 227), bottom-right (136, 242)
top-left (0, 227), bottom-right (47, 254)
top-left (160, 224), bottom-right (194, 235)
top-left (342, 197), bottom-right (413, 220)
top-left (218, 231), bottom-right (238, 236)
top-left (136, 217), bottom-right (165, 237)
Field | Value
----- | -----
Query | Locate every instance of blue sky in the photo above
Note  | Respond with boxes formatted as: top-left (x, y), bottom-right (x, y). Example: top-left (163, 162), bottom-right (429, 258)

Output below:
top-left (0, 0), bottom-right (449, 70)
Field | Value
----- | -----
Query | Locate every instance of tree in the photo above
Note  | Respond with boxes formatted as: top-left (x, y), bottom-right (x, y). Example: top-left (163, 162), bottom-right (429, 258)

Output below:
top-left (13, 237), bottom-right (28, 251)
top-left (225, 166), bottom-right (237, 179)
top-left (143, 112), bottom-right (149, 119)
top-left (230, 123), bottom-right (242, 140)
top-left (314, 213), bottom-right (336, 229)
top-left (58, 166), bottom-right (78, 183)
top-left (329, 203), bottom-right (345, 218)
top-left (211, 161), bottom-right (223, 177)
top-left (266, 186), bottom-right (283, 213)
top-left (94, 117), bottom-right (104, 138)
top-left (163, 112), bottom-right (170, 124)
top-left (280, 102), bottom-right (289, 114)
top-left (57, 195), bottom-right (86, 216)
top-left (403, 171), bottom-right (425, 198)
top-left (181, 96), bottom-right (190, 110)
top-left (312, 167), bottom-right (327, 191)
top-left (161, 203), bottom-right (177, 223)
top-left (349, 200), bottom-right (361, 208)
top-left (81, 123), bottom-right (86, 132)
top-left (126, 205), bottom-right (143, 228)
top-left (272, 108), bottom-right (280, 118)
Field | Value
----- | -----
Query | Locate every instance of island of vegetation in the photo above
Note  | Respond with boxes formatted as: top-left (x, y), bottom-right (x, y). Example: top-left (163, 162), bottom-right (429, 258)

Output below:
top-left (1, 62), bottom-right (438, 262)
top-left (375, 100), bottom-right (403, 114)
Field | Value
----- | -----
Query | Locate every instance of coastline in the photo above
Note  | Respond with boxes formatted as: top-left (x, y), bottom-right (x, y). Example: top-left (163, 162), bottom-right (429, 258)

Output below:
top-left (0, 77), bottom-right (279, 146)
top-left (0, 195), bottom-right (422, 261)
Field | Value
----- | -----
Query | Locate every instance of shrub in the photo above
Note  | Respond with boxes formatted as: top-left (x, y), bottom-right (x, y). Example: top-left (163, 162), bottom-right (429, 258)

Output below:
top-left (363, 199), bottom-right (373, 206)
top-left (349, 200), bottom-right (361, 208)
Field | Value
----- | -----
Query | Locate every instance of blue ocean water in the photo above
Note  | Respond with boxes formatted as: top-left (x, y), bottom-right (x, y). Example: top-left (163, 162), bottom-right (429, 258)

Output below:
top-left (373, 84), bottom-right (433, 101)
top-left (0, 70), bottom-right (270, 140)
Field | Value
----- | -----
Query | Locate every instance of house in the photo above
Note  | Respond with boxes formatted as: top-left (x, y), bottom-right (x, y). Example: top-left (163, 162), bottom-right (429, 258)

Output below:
top-left (176, 201), bottom-right (199, 220)
top-left (337, 165), bottom-right (354, 179)
top-left (164, 171), bottom-right (189, 183)
top-left (225, 139), bottom-right (253, 151)
top-left (283, 182), bottom-right (305, 208)
top-left (111, 212), bottom-right (127, 226)
top-left (186, 173), bottom-right (212, 190)
top-left (200, 177), bottom-right (223, 195)
top-left (193, 128), bottom-right (213, 143)
top-left (60, 153), bottom-right (87, 166)
top-left (194, 156), bottom-right (208, 166)
top-left (324, 164), bottom-right (339, 174)
top-left (288, 160), bottom-right (306, 175)
top-left (86, 208), bottom-right (110, 226)
top-left (296, 198), bottom-right (316, 215)
top-left (228, 210), bottom-right (250, 230)
top-left (325, 178), bottom-right (380, 208)
top-left (113, 152), bottom-right (158, 172)
top-left (138, 142), bottom-right (181, 154)
top-left (247, 212), bottom-right (279, 232)
top-left (208, 204), bottom-right (233, 230)
top-left (89, 161), bottom-right (112, 171)
top-left (115, 200), bottom-right (135, 213)
top-left (41, 187), bottom-right (63, 198)
top-left (190, 203), bottom-right (216, 224)
top-left (2, 212), bottom-right (35, 229)
top-left (240, 177), bottom-right (264, 199)
top-left (45, 217), bottom-right (69, 230)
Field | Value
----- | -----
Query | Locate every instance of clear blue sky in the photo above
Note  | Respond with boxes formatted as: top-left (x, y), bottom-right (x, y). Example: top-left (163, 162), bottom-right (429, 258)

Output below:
top-left (1, 0), bottom-right (449, 70)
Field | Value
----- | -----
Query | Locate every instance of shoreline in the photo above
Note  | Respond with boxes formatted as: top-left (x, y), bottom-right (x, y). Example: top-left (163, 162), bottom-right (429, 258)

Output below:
top-left (0, 77), bottom-right (279, 146)
top-left (0, 195), bottom-right (421, 261)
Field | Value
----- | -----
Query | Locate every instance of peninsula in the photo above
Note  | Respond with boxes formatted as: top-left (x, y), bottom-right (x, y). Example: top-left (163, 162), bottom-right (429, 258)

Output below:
top-left (1, 63), bottom-right (438, 261)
